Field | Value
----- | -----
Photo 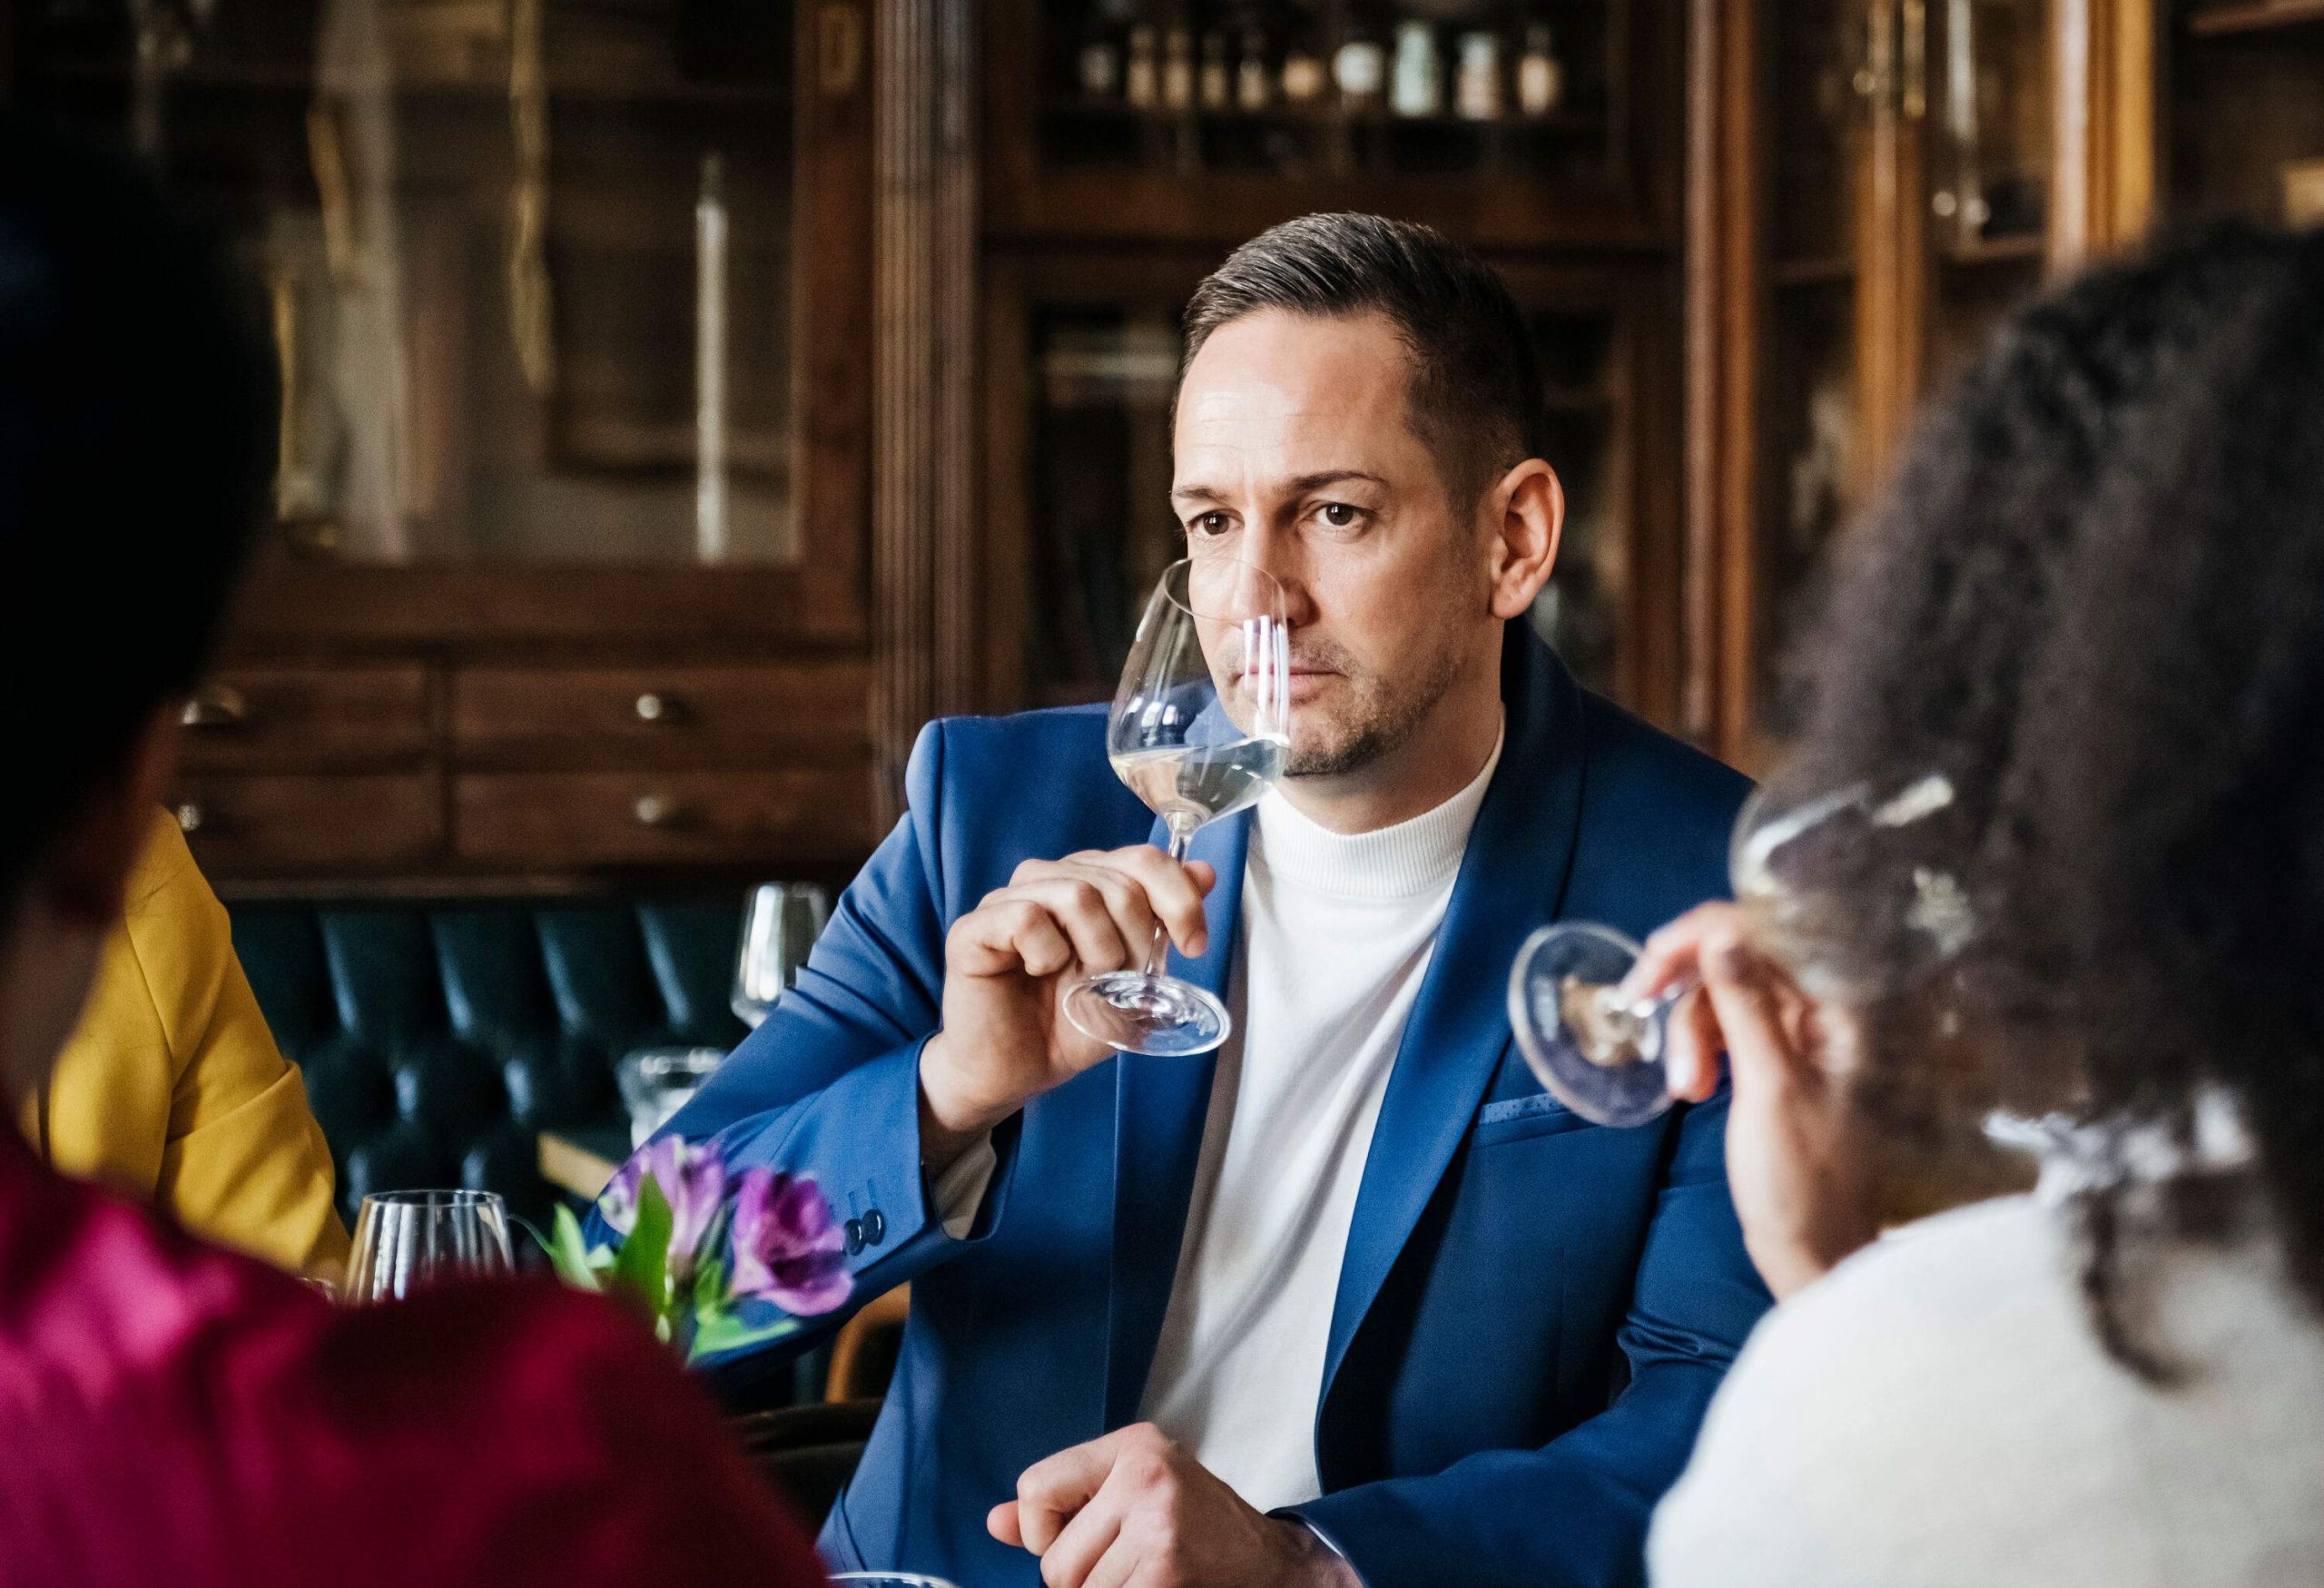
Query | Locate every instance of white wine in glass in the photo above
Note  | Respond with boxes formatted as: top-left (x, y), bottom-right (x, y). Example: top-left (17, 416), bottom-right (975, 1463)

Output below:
top-left (1064, 555), bottom-right (1291, 1058)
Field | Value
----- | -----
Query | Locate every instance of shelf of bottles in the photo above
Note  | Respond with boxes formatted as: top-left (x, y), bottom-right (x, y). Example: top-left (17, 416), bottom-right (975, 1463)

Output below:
top-left (14, 0), bottom-right (801, 567)
top-left (1023, 296), bottom-right (1626, 705)
top-left (1039, 1), bottom-right (1613, 183)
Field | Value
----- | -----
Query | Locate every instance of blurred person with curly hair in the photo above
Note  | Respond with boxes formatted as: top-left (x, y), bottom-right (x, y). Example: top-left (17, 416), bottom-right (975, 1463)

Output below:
top-left (1643, 222), bottom-right (2324, 1586)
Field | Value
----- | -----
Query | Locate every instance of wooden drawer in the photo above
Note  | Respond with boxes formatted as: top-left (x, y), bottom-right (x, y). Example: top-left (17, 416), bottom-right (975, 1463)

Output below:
top-left (453, 770), bottom-right (873, 868)
top-left (178, 666), bottom-right (432, 771)
top-left (450, 663), bottom-right (870, 763)
top-left (172, 774), bottom-right (442, 874)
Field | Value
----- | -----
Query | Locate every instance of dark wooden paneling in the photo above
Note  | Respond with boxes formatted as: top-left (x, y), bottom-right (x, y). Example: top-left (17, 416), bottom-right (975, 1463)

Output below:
top-left (450, 661), bottom-right (871, 763)
top-left (178, 666), bottom-right (433, 772)
top-left (454, 770), bottom-right (872, 868)
top-left (174, 774), bottom-right (444, 874)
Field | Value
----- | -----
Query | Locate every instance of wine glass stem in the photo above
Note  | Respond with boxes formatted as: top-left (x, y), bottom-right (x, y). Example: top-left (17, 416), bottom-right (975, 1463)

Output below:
top-left (1146, 814), bottom-right (1201, 977)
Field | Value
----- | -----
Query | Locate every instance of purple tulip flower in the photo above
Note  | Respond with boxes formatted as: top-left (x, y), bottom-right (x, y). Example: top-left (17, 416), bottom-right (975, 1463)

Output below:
top-left (728, 1168), bottom-right (850, 1317)
top-left (599, 1137), bottom-right (728, 1278)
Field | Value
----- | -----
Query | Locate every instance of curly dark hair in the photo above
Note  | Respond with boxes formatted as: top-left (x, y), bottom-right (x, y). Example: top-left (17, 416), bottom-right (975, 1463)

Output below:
top-left (1776, 222), bottom-right (2324, 1375)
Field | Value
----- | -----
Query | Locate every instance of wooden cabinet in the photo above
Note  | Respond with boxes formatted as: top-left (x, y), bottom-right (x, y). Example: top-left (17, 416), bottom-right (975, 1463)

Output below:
top-left (1691, 0), bottom-right (2324, 766)
top-left (978, 2), bottom-right (1690, 727)
top-left (987, 0), bottom-right (1687, 249)
top-left (10, 0), bottom-right (876, 888)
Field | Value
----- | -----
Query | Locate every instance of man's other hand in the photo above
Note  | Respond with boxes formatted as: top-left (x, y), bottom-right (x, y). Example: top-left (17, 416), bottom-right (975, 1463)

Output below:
top-left (988, 1424), bottom-right (1360, 1588)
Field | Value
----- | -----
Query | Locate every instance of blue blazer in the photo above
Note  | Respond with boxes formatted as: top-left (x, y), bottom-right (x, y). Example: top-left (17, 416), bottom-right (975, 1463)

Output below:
top-left (626, 628), bottom-right (1768, 1588)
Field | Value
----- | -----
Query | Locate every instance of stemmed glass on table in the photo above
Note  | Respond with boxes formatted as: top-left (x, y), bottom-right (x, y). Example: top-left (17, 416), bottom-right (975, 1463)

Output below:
top-left (1061, 555), bottom-right (1291, 1059)
top-left (1509, 772), bottom-right (1961, 1126)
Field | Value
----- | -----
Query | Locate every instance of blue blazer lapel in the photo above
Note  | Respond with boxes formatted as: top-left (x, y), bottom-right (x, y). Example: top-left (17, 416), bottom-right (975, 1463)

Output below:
top-left (1320, 632), bottom-right (1588, 1405)
top-left (1102, 808), bottom-right (1249, 1427)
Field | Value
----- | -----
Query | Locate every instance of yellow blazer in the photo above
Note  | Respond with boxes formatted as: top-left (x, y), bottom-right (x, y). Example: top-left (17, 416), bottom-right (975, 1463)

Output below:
top-left (25, 811), bottom-right (350, 1277)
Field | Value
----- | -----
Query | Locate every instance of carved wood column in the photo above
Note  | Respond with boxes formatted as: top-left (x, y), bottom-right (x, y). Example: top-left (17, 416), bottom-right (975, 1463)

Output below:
top-left (872, 0), bottom-right (980, 827)
top-left (2053, 0), bottom-right (2157, 267)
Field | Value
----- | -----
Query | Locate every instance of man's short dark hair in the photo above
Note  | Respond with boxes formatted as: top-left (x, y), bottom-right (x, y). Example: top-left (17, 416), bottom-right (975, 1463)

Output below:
top-left (0, 114), bottom-right (274, 907)
top-left (1179, 212), bottom-right (1547, 508)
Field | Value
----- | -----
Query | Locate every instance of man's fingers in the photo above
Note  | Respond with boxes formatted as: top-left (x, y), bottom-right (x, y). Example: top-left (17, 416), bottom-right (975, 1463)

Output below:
top-left (951, 900), bottom-right (1077, 980)
top-left (990, 1500), bottom-right (1026, 1548)
top-left (1031, 1485), bottom-right (1126, 1588)
top-left (1014, 1434), bottom-right (1128, 1556)
top-left (1096, 844), bottom-right (1212, 958)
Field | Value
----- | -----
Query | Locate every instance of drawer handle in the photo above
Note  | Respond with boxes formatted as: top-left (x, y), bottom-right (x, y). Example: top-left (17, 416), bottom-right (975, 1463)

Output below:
top-left (174, 801), bottom-right (210, 834)
top-left (634, 691), bottom-right (686, 725)
top-left (181, 685), bottom-right (250, 729)
top-left (633, 793), bottom-right (693, 830)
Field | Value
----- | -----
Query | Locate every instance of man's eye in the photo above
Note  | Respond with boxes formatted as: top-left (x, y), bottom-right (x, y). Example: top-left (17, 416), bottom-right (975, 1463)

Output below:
top-left (1319, 502), bottom-right (1362, 528)
top-left (1191, 511), bottom-right (1232, 537)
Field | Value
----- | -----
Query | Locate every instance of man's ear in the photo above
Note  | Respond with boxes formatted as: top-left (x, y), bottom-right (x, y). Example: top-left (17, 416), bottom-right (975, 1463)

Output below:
top-left (42, 705), bottom-right (181, 929)
top-left (1486, 459), bottom-right (1564, 620)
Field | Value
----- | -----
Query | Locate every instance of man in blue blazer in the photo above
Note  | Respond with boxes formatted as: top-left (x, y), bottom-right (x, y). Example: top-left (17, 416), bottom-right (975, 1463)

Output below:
top-left (625, 214), bottom-right (1768, 1588)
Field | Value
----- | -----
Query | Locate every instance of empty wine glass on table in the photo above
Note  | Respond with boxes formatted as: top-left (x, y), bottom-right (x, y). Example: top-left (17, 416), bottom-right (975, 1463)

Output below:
top-left (1062, 554), bottom-right (1291, 1059)
top-left (733, 881), bottom-right (831, 1028)
top-left (1509, 770), bottom-right (1965, 1126)
top-left (342, 1189), bottom-right (516, 1304)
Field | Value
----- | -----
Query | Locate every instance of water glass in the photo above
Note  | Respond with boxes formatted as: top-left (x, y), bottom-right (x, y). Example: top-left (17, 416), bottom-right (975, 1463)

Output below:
top-left (616, 1044), bottom-right (727, 1146)
top-left (342, 1189), bottom-right (514, 1304)
top-left (733, 881), bottom-right (831, 1027)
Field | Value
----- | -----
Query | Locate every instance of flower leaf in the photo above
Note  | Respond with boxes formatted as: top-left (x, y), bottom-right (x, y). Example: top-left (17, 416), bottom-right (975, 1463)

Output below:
top-left (686, 1311), bottom-right (804, 1365)
top-left (613, 1171), bottom-right (674, 1319)
top-left (545, 1205), bottom-right (605, 1291)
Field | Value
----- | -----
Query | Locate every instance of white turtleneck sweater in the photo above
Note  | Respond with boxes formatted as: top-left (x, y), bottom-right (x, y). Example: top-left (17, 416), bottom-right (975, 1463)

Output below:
top-left (1136, 728), bottom-right (1503, 1513)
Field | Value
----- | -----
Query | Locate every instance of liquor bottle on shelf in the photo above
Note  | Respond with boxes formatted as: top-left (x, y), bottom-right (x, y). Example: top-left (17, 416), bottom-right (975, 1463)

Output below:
top-left (1079, 29), bottom-right (1124, 101)
top-left (1390, 21), bottom-right (1442, 119)
top-left (1236, 26), bottom-right (1271, 113)
top-left (1334, 20), bottom-right (1387, 117)
top-left (1517, 23), bottom-right (1564, 118)
top-left (1127, 24), bottom-right (1160, 111)
top-left (1455, 30), bottom-right (1502, 122)
top-left (1199, 29), bottom-right (1231, 112)
top-left (1282, 23), bottom-right (1328, 110)
top-left (1163, 24), bottom-right (1196, 112)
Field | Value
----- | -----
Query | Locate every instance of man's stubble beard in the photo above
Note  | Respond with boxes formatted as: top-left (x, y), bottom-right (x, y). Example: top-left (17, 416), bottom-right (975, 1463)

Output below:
top-left (1284, 635), bottom-right (1471, 781)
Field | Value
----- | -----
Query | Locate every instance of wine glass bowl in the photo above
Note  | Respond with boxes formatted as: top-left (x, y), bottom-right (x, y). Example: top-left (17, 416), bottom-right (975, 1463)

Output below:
top-left (342, 1189), bottom-right (515, 1304)
top-left (1062, 556), bottom-right (1290, 1059)
top-left (1507, 922), bottom-right (1676, 1128)
top-left (733, 881), bottom-right (831, 1028)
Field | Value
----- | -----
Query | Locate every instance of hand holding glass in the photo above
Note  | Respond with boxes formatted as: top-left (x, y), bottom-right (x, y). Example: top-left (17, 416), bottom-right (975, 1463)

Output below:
top-left (1062, 556), bottom-right (1290, 1058)
top-left (1510, 774), bottom-right (1958, 1125)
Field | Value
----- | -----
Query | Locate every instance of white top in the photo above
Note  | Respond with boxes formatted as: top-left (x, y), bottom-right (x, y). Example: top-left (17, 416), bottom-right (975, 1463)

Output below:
top-left (1136, 728), bottom-right (1504, 1513)
top-left (1648, 1187), bottom-right (2324, 1588)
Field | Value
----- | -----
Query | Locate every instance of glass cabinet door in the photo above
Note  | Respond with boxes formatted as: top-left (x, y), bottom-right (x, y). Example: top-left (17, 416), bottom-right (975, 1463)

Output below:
top-left (1745, 0), bottom-right (2061, 734)
top-left (15, 0), bottom-right (819, 567)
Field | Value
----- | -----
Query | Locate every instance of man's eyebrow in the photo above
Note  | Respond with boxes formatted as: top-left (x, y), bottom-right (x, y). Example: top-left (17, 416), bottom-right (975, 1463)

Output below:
top-left (1168, 469), bottom-right (1389, 504)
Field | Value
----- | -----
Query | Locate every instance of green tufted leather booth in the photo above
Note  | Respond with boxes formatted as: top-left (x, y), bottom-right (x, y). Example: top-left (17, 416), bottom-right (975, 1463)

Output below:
top-left (227, 899), bottom-right (748, 1237)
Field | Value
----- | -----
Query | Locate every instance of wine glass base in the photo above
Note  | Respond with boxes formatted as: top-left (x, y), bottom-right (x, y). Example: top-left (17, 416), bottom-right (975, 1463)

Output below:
top-left (1508, 922), bottom-right (1676, 1128)
top-left (1064, 971), bottom-right (1232, 1057)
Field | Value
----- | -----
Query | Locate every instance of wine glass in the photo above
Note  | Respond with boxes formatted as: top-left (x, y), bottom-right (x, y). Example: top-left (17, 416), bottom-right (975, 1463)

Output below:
top-left (733, 881), bottom-right (831, 1027)
top-left (1062, 555), bottom-right (1291, 1058)
top-left (616, 1045), bottom-right (727, 1147)
top-left (1509, 771), bottom-right (1961, 1126)
top-left (342, 1189), bottom-right (515, 1303)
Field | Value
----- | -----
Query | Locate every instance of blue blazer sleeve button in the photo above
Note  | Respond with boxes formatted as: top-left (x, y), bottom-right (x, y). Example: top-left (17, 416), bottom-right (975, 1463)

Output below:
top-left (844, 1217), bottom-right (865, 1255)
top-left (862, 1208), bottom-right (885, 1245)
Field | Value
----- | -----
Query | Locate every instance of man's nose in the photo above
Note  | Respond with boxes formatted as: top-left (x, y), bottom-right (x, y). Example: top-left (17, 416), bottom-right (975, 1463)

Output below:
top-left (1226, 527), bottom-right (1313, 625)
